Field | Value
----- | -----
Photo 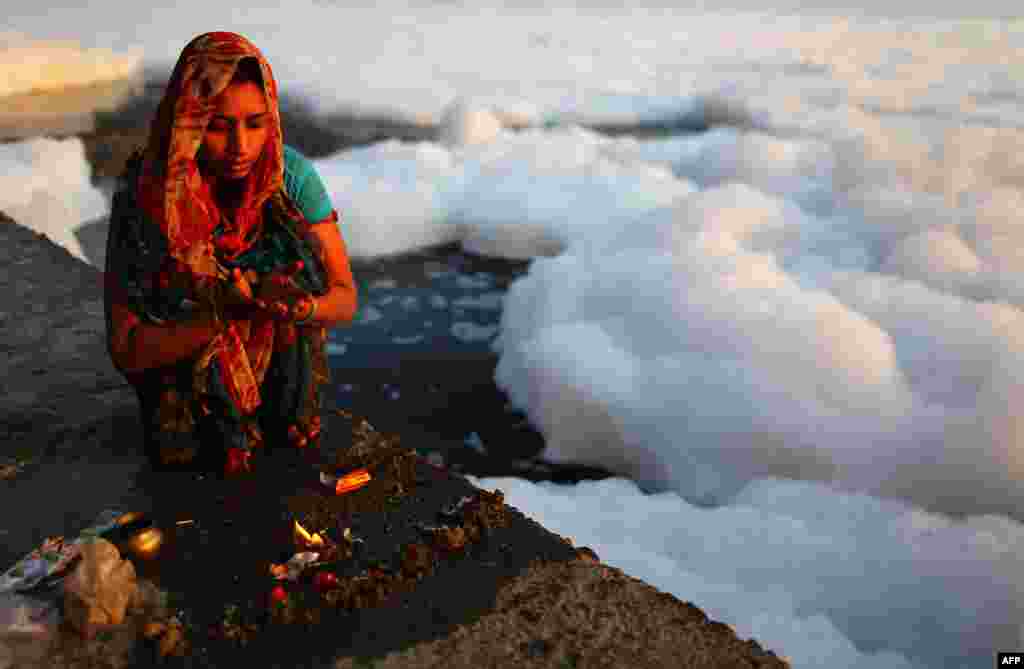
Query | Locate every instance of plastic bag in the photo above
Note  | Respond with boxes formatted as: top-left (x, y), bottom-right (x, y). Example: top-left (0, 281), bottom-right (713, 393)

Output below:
top-left (62, 538), bottom-right (137, 639)
top-left (0, 509), bottom-right (125, 595)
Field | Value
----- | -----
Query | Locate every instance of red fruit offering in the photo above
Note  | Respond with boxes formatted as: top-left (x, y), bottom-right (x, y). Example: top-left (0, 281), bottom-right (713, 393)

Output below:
top-left (313, 571), bottom-right (339, 592)
top-left (270, 585), bottom-right (288, 606)
top-left (224, 447), bottom-right (251, 476)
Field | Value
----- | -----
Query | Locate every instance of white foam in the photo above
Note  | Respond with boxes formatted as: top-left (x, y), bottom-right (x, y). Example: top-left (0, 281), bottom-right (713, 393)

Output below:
top-left (451, 322), bottom-right (499, 342)
top-left (0, 137), bottom-right (106, 264)
top-left (439, 97), bottom-right (504, 147)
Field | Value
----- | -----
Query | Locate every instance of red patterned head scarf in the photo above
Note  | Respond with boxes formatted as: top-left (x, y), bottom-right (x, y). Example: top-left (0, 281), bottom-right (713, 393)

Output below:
top-left (123, 31), bottom-right (324, 419)
top-left (136, 31), bottom-right (287, 279)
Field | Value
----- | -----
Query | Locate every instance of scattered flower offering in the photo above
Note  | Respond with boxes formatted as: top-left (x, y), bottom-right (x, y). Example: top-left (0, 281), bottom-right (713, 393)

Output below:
top-left (269, 551), bottom-right (321, 581)
top-left (269, 585), bottom-right (289, 606)
top-left (225, 447), bottom-right (252, 475)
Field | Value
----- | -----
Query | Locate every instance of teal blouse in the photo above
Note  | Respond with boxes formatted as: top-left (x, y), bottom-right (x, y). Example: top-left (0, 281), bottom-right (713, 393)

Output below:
top-left (282, 144), bottom-right (333, 223)
top-left (210, 145), bottom-right (335, 280)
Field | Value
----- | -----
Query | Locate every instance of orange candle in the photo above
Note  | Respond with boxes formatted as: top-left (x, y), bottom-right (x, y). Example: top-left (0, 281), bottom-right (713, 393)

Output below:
top-left (335, 468), bottom-right (371, 495)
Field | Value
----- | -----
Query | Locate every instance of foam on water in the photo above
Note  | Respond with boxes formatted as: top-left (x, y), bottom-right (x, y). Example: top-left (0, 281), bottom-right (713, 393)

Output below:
top-left (0, 137), bottom-right (106, 263)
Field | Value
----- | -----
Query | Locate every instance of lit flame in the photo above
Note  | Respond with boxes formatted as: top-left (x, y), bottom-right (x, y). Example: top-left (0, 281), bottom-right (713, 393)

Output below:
top-left (293, 520), bottom-right (325, 548)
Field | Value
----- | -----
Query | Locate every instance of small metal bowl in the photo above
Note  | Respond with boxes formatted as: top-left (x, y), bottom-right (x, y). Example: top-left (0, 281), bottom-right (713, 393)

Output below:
top-left (125, 527), bottom-right (165, 560)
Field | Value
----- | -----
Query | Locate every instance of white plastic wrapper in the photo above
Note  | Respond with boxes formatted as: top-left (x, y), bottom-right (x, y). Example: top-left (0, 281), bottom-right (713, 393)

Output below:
top-left (271, 552), bottom-right (321, 581)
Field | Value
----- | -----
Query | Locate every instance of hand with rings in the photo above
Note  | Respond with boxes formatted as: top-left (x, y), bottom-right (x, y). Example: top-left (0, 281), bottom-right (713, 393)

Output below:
top-left (258, 294), bottom-right (316, 323)
top-left (254, 261), bottom-right (315, 322)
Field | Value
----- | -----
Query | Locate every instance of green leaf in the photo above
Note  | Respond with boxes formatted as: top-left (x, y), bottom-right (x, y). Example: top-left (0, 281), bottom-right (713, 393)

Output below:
top-left (12, 445), bottom-right (36, 461)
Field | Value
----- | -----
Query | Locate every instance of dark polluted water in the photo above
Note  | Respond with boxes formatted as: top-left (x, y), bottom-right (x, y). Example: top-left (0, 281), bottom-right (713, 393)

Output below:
top-left (321, 242), bottom-right (617, 485)
top-left (335, 244), bottom-right (525, 369)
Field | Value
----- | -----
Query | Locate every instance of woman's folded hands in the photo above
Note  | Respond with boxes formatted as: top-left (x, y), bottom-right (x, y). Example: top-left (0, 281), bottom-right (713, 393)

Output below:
top-left (222, 263), bottom-right (315, 323)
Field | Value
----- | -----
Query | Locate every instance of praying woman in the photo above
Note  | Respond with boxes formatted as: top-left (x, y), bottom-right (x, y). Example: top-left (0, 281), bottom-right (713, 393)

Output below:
top-left (103, 32), bottom-right (358, 477)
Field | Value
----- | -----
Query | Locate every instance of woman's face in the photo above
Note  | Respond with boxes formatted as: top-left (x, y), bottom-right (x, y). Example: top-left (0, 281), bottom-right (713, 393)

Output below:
top-left (201, 80), bottom-right (270, 181)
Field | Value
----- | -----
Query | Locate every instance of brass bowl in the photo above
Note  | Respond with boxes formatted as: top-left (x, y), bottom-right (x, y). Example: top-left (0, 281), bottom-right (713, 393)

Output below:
top-left (126, 527), bottom-right (165, 560)
top-left (116, 511), bottom-right (146, 526)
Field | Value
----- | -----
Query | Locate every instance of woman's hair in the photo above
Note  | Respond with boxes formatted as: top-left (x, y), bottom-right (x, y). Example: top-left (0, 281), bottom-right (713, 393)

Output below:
top-left (231, 57), bottom-right (264, 87)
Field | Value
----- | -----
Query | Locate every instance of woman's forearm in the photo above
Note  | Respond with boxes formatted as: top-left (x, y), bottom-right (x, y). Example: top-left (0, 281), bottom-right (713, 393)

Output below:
top-left (110, 300), bottom-right (221, 374)
top-left (306, 282), bottom-right (358, 328)
top-left (303, 213), bottom-right (359, 329)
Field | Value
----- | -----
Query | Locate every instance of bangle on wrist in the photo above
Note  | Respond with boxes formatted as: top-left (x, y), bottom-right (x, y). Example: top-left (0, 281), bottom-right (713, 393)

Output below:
top-left (295, 297), bottom-right (318, 325)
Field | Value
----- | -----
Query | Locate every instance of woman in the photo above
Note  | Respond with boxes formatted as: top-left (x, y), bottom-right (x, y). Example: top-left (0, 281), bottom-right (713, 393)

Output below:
top-left (103, 32), bottom-right (358, 477)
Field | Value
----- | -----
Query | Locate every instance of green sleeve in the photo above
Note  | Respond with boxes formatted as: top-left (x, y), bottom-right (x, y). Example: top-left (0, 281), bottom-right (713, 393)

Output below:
top-left (283, 145), bottom-right (334, 223)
